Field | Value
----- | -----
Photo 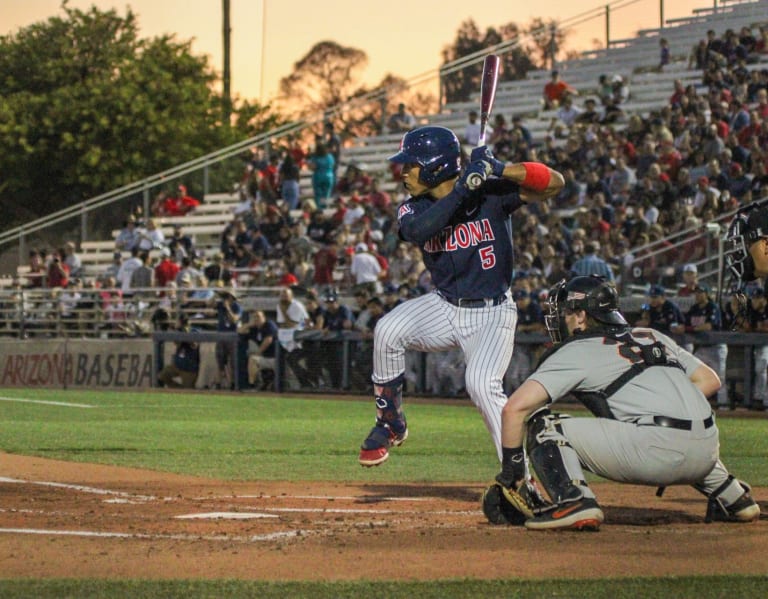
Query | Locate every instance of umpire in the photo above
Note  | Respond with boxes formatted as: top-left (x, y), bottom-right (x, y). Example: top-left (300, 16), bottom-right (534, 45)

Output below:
top-left (484, 276), bottom-right (760, 530)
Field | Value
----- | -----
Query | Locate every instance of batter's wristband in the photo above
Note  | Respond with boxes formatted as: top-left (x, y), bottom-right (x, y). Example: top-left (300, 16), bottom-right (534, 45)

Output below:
top-left (521, 162), bottom-right (552, 192)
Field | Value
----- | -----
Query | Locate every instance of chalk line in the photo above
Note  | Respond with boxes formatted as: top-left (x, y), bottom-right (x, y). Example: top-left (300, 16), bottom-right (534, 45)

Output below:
top-left (0, 527), bottom-right (306, 543)
top-left (0, 396), bottom-right (94, 408)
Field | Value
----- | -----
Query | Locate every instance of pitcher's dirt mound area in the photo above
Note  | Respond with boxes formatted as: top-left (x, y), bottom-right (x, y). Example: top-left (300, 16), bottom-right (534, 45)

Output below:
top-left (0, 452), bottom-right (765, 581)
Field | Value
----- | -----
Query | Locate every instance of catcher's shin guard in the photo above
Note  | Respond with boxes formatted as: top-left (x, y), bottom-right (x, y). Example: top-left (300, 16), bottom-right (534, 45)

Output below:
top-left (525, 408), bottom-right (591, 505)
top-left (700, 475), bottom-right (761, 523)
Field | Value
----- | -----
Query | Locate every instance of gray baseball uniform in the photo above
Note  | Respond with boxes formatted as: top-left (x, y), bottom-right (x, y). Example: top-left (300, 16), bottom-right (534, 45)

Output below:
top-left (529, 326), bottom-right (737, 497)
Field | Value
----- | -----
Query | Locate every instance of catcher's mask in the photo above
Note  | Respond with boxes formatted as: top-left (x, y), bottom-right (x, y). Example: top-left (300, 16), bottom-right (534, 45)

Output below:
top-left (545, 276), bottom-right (628, 344)
top-left (723, 206), bottom-right (768, 286)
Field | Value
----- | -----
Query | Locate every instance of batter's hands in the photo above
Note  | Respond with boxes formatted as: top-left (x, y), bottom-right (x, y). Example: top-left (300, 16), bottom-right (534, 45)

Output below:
top-left (456, 160), bottom-right (491, 195)
top-left (470, 145), bottom-right (505, 177)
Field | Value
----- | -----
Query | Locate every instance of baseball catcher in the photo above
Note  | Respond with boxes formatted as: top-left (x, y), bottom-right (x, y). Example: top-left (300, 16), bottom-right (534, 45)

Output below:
top-left (483, 275), bottom-right (760, 529)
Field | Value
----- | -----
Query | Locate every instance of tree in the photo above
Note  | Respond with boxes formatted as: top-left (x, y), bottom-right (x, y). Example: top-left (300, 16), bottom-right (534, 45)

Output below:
top-left (278, 41), bottom-right (368, 120)
top-left (0, 4), bottom-right (283, 228)
top-left (525, 18), bottom-right (568, 69)
top-left (440, 19), bottom-right (537, 104)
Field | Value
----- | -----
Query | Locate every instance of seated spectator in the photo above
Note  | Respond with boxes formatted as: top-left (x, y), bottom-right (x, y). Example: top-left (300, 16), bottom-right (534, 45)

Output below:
top-left (635, 285), bottom-right (684, 334)
top-left (543, 70), bottom-right (578, 110)
top-left (155, 247), bottom-right (180, 289)
top-left (240, 310), bottom-right (278, 390)
top-left (677, 263), bottom-right (699, 297)
top-left (335, 162), bottom-right (373, 196)
top-left (387, 103), bottom-right (416, 133)
top-left (367, 176), bottom-right (392, 213)
top-left (158, 185), bottom-right (200, 217)
top-left (136, 218), bottom-right (165, 252)
top-left (25, 249), bottom-right (46, 288)
top-left (115, 215), bottom-right (140, 252)
top-left (569, 241), bottom-right (614, 282)
top-left (574, 98), bottom-right (601, 125)
top-left (167, 224), bottom-right (194, 260)
top-left (157, 315), bottom-right (200, 389)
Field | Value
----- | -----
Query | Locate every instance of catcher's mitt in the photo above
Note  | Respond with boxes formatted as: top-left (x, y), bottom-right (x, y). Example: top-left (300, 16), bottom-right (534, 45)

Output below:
top-left (481, 480), bottom-right (551, 526)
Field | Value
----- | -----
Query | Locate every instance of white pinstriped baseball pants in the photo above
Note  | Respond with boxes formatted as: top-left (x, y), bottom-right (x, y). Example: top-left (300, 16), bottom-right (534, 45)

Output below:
top-left (372, 290), bottom-right (518, 460)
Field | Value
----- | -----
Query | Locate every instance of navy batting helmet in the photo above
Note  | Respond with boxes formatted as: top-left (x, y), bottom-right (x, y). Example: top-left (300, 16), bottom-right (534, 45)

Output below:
top-left (388, 126), bottom-right (461, 188)
top-left (545, 276), bottom-right (627, 343)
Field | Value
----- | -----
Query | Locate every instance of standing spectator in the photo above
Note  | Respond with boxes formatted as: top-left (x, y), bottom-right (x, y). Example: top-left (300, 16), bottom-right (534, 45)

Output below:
top-left (671, 284), bottom-right (728, 409)
top-left (214, 288), bottom-right (242, 390)
top-left (741, 286), bottom-right (768, 410)
top-left (570, 242), bottom-right (615, 282)
top-left (154, 247), bottom-right (180, 289)
top-left (658, 37), bottom-right (671, 71)
top-left (543, 70), bottom-right (578, 110)
top-left (276, 287), bottom-right (313, 388)
top-left (308, 141), bottom-right (335, 209)
top-left (129, 251), bottom-right (155, 296)
top-left (349, 242), bottom-right (382, 295)
top-left (312, 241), bottom-right (338, 290)
top-left (505, 289), bottom-right (545, 393)
top-left (63, 242), bottom-right (83, 279)
top-left (322, 122), bottom-right (342, 178)
top-left (278, 152), bottom-right (302, 211)
top-left (634, 284), bottom-right (685, 335)
top-left (321, 288), bottom-right (353, 389)
top-left (46, 248), bottom-right (70, 289)
top-left (26, 249), bottom-right (45, 288)
top-left (463, 110), bottom-right (487, 146)
top-left (387, 102), bottom-right (416, 133)
top-left (259, 154), bottom-right (281, 204)
top-left (116, 247), bottom-right (142, 297)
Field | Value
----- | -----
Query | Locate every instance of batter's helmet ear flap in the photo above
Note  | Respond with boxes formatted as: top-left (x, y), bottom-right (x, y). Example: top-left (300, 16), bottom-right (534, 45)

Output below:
top-left (388, 126), bottom-right (461, 187)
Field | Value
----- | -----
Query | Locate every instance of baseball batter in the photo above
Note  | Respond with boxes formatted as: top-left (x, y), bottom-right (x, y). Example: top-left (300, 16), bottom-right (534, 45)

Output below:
top-left (485, 276), bottom-right (760, 530)
top-left (358, 125), bottom-right (564, 467)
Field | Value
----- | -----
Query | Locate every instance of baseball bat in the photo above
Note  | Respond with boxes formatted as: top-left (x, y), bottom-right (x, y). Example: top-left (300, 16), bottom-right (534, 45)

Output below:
top-left (467, 54), bottom-right (500, 190)
top-left (477, 53), bottom-right (500, 147)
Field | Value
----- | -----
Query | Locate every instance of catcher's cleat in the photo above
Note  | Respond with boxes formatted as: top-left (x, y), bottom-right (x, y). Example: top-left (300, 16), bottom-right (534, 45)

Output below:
top-left (706, 488), bottom-right (761, 523)
top-left (358, 424), bottom-right (408, 467)
top-left (524, 497), bottom-right (604, 531)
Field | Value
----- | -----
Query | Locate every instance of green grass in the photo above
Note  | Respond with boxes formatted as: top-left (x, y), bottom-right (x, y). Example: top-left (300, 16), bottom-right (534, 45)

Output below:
top-left (0, 576), bottom-right (766, 598)
top-left (1, 387), bottom-right (767, 597)
top-left (1, 387), bottom-right (766, 484)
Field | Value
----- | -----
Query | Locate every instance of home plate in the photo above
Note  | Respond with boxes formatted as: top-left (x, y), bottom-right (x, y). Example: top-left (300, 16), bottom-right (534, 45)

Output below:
top-left (175, 512), bottom-right (278, 520)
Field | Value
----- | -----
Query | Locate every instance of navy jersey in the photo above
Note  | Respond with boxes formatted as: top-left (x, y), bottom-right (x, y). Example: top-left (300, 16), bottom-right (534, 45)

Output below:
top-left (325, 305), bottom-right (354, 332)
top-left (397, 179), bottom-right (523, 299)
top-left (643, 299), bottom-right (684, 334)
top-left (243, 319), bottom-right (278, 358)
top-left (684, 300), bottom-right (722, 331)
top-left (517, 300), bottom-right (544, 327)
top-left (747, 301), bottom-right (768, 331)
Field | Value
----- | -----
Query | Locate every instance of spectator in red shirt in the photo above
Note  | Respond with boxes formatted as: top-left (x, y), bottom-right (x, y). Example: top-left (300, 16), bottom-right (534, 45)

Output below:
top-left (154, 247), bottom-right (180, 288)
top-left (312, 242), bottom-right (338, 288)
top-left (47, 248), bottom-right (70, 288)
top-left (260, 154), bottom-right (280, 204)
top-left (543, 70), bottom-right (578, 110)
top-left (367, 176), bottom-right (392, 213)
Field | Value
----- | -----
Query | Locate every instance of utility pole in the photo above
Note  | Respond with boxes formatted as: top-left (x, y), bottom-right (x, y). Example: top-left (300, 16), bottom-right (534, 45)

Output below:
top-left (222, 0), bottom-right (232, 120)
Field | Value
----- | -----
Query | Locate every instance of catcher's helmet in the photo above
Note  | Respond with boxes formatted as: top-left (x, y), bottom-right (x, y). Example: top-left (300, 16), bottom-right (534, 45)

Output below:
top-left (724, 204), bottom-right (768, 286)
top-left (388, 126), bottom-right (461, 188)
top-left (545, 276), bottom-right (627, 343)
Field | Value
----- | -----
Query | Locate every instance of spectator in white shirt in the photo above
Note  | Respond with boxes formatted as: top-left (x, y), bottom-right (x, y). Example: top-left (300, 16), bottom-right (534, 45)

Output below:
top-left (350, 242), bottom-right (382, 295)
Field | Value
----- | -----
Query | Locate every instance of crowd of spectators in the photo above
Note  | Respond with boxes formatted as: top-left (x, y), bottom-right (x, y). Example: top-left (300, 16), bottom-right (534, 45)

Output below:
top-left (6, 22), bottom-right (768, 401)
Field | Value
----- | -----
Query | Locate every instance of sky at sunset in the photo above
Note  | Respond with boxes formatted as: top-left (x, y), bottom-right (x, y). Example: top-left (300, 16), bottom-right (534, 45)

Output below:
top-left (3, 0), bottom-right (716, 103)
